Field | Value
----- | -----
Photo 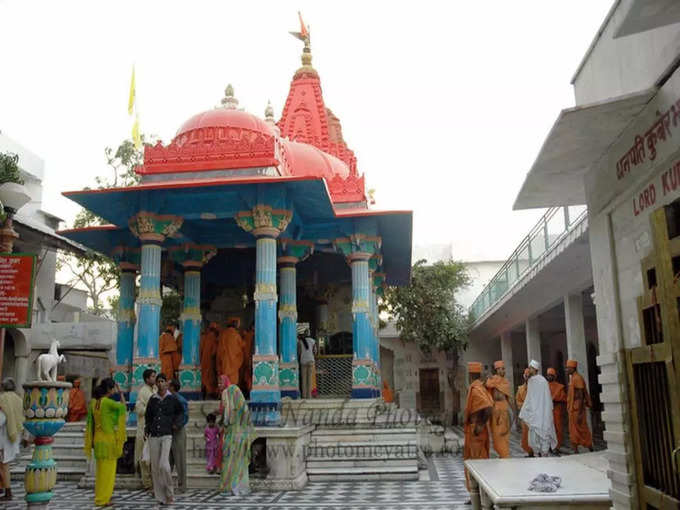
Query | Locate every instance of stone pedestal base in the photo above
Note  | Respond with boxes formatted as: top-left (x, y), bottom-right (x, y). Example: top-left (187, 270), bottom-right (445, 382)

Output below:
top-left (255, 425), bottom-right (313, 490)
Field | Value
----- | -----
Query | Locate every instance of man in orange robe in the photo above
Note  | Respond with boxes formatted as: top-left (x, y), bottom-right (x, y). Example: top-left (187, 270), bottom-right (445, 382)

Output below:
top-left (566, 359), bottom-right (593, 452)
top-left (516, 368), bottom-right (533, 457)
top-left (67, 379), bottom-right (87, 422)
top-left (547, 367), bottom-right (567, 452)
top-left (464, 361), bottom-right (493, 492)
top-left (485, 360), bottom-right (514, 458)
top-left (382, 379), bottom-right (394, 403)
top-left (240, 324), bottom-right (254, 395)
top-left (174, 329), bottom-right (183, 373)
top-left (200, 322), bottom-right (220, 397)
top-left (159, 323), bottom-right (180, 378)
top-left (216, 320), bottom-right (243, 385)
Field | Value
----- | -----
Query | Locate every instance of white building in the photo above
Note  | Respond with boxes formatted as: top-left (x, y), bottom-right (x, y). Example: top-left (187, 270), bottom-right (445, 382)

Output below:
top-left (512, 2), bottom-right (680, 508)
top-left (0, 132), bottom-right (115, 395)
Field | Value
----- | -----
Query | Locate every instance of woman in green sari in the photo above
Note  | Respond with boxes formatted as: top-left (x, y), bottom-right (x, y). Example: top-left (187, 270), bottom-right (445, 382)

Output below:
top-left (218, 375), bottom-right (254, 495)
top-left (84, 378), bottom-right (127, 507)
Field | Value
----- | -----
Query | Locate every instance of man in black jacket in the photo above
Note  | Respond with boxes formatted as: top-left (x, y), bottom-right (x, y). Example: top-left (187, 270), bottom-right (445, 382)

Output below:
top-left (145, 373), bottom-right (184, 505)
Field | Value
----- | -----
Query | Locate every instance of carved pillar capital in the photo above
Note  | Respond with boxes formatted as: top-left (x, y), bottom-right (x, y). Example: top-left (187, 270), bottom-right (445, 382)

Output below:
top-left (168, 244), bottom-right (217, 269)
top-left (235, 205), bottom-right (292, 239)
top-left (128, 211), bottom-right (183, 243)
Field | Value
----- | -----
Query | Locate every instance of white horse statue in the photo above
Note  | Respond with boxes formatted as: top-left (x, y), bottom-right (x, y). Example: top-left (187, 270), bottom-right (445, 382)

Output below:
top-left (36, 339), bottom-right (66, 382)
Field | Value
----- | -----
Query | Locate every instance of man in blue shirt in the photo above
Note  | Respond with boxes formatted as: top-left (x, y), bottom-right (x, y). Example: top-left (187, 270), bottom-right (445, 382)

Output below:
top-left (169, 379), bottom-right (189, 493)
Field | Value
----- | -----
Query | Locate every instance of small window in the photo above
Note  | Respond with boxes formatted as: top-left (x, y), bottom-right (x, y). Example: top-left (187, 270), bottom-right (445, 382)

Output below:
top-left (642, 306), bottom-right (663, 345)
top-left (672, 256), bottom-right (680, 279)
top-left (665, 199), bottom-right (680, 239)
top-left (647, 268), bottom-right (657, 289)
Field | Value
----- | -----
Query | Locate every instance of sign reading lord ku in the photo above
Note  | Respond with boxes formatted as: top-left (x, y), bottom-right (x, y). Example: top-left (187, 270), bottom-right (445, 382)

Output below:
top-left (0, 254), bottom-right (36, 328)
top-left (633, 158), bottom-right (680, 216)
top-left (617, 98), bottom-right (680, 181)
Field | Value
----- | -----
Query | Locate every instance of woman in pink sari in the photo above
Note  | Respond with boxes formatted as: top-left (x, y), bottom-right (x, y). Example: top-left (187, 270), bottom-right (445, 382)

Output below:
top-left (217, 375), bottom-right (254, 495)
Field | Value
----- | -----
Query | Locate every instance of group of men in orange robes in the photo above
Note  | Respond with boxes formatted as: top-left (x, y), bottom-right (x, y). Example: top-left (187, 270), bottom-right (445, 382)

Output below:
top-left (463, 359), bottom-right (594, 496)
top-left (199, 320), bottom-right (254, 399)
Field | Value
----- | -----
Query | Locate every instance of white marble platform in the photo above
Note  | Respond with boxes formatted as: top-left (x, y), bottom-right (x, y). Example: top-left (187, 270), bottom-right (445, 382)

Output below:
top-left (465, 452), bottom-right (611, 509)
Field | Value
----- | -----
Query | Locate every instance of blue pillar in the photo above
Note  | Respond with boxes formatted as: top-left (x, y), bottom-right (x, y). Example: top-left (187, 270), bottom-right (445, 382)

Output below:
top-left (370, 279), bottom-right (381, 392)
top-left (168, 244), bottom-right (216, 400)
top-left (113, 269), bottom-right (137, 394)
top-left (179, 269), bottom-right (201, 398)
top-left (135, 242), bottom-right (162, 380)
top-left (278, 258), bottom-right (299, 399)
top-left (350, 254), bottom-right (376, 398)
top-left (251, 235), bottom-right (281, 425)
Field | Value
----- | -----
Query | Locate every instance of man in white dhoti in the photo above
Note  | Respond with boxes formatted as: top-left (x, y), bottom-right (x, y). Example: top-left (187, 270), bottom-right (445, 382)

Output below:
top-left (519, 360), bottom-right (557, 456)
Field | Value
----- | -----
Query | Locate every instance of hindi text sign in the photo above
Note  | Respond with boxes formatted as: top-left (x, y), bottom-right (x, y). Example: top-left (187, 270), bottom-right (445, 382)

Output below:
top-left (0, 254), bottom-right (36, 328)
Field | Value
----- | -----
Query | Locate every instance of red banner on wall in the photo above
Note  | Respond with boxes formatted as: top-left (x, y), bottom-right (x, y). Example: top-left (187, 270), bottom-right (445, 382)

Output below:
top-left (0, 254), bottom-right (36, 328)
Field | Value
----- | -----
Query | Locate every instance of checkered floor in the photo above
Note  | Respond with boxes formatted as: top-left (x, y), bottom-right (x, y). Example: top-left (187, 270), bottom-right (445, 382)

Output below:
top-left (2, 453), bottom-right (471, 509)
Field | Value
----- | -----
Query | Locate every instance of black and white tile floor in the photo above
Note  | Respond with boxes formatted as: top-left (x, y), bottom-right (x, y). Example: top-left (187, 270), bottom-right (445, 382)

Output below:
top-left (2, 453), bottom-right (471, 510)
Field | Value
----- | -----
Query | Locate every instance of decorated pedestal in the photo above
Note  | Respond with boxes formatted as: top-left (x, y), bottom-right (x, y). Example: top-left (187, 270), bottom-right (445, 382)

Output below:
top-left (22, 381), bottom-right (72, 509)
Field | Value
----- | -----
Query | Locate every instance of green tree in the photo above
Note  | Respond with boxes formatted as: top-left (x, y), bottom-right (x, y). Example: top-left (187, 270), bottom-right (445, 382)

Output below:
top-left (0, 152), bottom-right (24, 185)
top-left (383, 259), bottom-right (471, 356)
top-left (58, 137), bottom-right (150, 315)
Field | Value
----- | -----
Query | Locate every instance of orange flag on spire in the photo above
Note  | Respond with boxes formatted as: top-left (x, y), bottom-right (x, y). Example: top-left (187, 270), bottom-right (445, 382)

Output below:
top-left (298, 11), bottom-right (308, 38)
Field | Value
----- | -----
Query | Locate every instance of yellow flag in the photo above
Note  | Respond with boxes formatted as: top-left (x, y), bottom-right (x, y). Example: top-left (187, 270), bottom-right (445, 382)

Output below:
top-left (132, 114), bottom-right (141, 149)
top-left (128, 65), bottom-right (136, 115)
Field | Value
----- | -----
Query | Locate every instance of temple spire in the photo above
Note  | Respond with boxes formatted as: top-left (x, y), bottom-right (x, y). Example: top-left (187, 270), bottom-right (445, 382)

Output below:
top-left (264, 100), bottom-right (275, 123)
top-left (289, 11), bottom-right (312, 68)
top-left (220, 84), bottom-right (239, 109)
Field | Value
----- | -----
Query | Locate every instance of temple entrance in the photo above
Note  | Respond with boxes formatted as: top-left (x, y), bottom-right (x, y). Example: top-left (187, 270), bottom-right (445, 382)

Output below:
top-left (627, 202), bottom-right (680, 508)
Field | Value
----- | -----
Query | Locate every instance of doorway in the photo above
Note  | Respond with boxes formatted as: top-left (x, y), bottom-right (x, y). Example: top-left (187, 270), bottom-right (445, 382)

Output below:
top-left (419, 368), bottom-right (440, 414)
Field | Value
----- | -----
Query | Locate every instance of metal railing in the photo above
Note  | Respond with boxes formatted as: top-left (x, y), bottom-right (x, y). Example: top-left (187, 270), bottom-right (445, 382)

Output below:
top-left (470, 205), bottom-right (588, 322)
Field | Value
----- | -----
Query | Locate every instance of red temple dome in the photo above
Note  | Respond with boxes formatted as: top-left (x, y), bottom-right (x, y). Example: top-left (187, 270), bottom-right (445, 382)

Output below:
top-left (174, 85), bottom-right (274, 143)
top-left (281, 139), bottom-right (349, 180)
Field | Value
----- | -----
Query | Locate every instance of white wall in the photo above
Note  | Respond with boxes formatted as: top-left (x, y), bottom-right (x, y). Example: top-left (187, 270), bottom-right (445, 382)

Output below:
top-left (572, 0), bottom-right (680, 105)
top-left (457, 260), bottom-right (505, 309)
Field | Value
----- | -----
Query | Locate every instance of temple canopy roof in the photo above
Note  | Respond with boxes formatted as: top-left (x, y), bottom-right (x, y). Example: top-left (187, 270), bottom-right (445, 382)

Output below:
top-left (59, 17), bottom-right (412, 286)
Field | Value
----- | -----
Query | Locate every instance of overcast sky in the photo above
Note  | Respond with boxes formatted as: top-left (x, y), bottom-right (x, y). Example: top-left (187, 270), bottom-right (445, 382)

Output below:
top-left (0, 0), bottom-right (612, 262)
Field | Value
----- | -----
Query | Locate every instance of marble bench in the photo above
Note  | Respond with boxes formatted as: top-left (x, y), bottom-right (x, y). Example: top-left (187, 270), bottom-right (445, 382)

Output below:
top-left (465, 452), bottom-right (611, 509)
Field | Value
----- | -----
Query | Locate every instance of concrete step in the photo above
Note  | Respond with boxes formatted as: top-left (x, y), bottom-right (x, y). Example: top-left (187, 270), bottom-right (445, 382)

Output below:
top-left (49, 444), bottom-right (87, 457)
top-left (309, 440), bottom-right (417, 448)
top-left (17, 454), bottom-right (87, 469)
top-left (188, 473), bottom-right (220, 489)
top-left (43, 432), bottom-right (84, 445)
top-left (311, 431), bottom-right (416, 443)
top-left (307, 465), bottom-right (418, 482)
top-left (11, 465), bottom-right (85, 481)
top-left (306, 458), bottom-right (417, 469)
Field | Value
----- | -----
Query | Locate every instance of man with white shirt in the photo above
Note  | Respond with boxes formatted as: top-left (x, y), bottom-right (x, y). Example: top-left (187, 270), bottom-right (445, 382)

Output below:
top-left (298, 330), bottom-right (317, 399)
top-left (519, 360), bottom-right (557, 457)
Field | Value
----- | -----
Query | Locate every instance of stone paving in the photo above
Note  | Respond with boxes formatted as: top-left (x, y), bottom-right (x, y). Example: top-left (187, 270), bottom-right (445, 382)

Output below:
top-left (4, 426), bottom-right (604, 509)
top-left (2, 452), bottom-right (470, 510)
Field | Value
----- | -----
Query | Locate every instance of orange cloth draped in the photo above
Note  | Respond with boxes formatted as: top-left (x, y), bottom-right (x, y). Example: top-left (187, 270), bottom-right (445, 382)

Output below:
top-left (567, 372), bottom-right (593, 448)
top-left (159, 331), bottom-right (179, 377)
top-left (174, 333), bottom-right (183, 371)
top-left (200, 329), bottom-right (219, 395)
top-left (549, 380), bottom-right (567, 449)
top-left (382, 380), bottom-right (394, 403)
top-left (217, 327), bottom-right (244, 385)
top-left (516, 383), bottom-right (533, 456)
top-left (240, 330), bottom-right (254, 391)
top-left (67, 384), bottom-right (87, 422)
top-left (486, 375), bottom-right (511, 458)
top-left (464, 379), bottom-right (493, 491)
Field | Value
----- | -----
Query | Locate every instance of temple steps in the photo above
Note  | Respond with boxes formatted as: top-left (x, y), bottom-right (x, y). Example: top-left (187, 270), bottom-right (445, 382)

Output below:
top-left (306, 425), bottom-right (418, 481)
top-left (11, 421), bottom-right (88, 482)
top-left (305, 465), bottom-right (418, 481)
